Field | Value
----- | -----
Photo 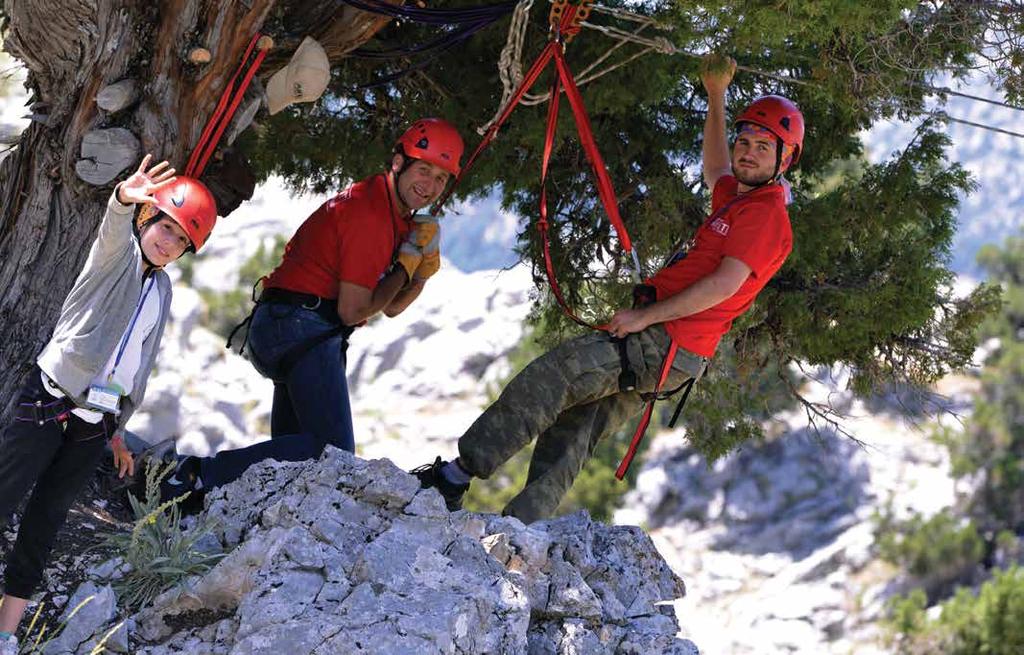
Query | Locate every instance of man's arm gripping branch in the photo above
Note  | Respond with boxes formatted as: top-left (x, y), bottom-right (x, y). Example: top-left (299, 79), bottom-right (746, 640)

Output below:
top-left (701, 55), bottom-right (736, 191)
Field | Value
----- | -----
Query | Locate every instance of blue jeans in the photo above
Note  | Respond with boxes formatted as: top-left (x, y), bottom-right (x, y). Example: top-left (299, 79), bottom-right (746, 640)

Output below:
top-left (199, 301), bottom-right (354, 489)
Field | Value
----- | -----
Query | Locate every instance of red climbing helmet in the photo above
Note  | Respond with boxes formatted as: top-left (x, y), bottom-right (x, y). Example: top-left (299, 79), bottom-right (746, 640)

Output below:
top-left (140, 176), bottom-right (218, 252)
top-left (734, 95), bottom-right (805, 166)
top-left (395, 118), bottom-right (465, 176)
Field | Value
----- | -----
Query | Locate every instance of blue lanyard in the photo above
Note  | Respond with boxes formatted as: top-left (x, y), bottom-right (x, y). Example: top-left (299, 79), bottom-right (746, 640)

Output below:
top-left (108, 276), bottom-right (156, 382)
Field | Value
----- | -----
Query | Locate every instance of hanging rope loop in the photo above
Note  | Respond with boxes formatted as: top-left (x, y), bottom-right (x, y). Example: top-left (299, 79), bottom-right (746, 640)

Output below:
top-left (185, 33), bottom-right (271, 178)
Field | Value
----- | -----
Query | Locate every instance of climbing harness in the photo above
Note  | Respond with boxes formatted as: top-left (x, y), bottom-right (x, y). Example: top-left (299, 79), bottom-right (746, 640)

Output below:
top-left (185, 33), bottom-right (272, 178)
top-left (14, 398), bottom-right (75, 427)
top-left (226, 283), bottom-right (354, 384)
top-left (613, 188), bottom-right (773, 478)
top-left (616, 345), bottom-right (707, 480)
top-left (616, 340), bottom-right (678, 479)
top-left (610, 282), bottom-right (708, 480)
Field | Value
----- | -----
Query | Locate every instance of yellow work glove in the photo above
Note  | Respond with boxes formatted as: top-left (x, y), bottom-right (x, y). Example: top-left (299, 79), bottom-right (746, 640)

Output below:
top-left (395, 241), bottom-right (423, 281)
top-left (395, 214), bottom-right (439, 281)
top-left (407, 215), bottom-right (439, 248)
top-left (413, 216), bottom-right (441, 281)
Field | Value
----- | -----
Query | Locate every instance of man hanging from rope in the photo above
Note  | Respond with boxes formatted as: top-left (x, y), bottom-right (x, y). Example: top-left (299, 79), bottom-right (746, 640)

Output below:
top-left (158, 118), bottom-right (465, 505)
top-left (414, 55), bottom-right (802, 523)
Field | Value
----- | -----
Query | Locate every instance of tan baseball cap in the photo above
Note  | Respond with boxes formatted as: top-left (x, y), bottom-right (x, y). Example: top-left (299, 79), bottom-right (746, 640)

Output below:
top-left (265, 37), bottom-right (330, 115)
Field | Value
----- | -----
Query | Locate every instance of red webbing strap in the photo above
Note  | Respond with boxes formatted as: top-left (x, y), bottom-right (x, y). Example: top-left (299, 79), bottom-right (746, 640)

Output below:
top-left (550, 46), bottom-right (632, 253)
top-left (538, 63), bottom-right (604, 330)
top-left (185, 33), bottom-right (269, 177)
top-left (615, 341), bottom-right (678, 480)
top-left (461, 45), bottom-right (556, 180)
top-left (431, 4), bottom-right (581, 214)
top-left (432, 3), bottom-right (639, 333)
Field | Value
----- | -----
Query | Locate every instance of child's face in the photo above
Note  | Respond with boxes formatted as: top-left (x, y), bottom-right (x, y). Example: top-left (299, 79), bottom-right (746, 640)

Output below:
top-left (140, 216), bottom-right (191, 267)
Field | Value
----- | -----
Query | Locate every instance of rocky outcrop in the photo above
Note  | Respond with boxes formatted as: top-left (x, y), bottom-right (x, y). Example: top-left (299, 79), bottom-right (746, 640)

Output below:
top-left (63, 448), bottom-right (697, 654)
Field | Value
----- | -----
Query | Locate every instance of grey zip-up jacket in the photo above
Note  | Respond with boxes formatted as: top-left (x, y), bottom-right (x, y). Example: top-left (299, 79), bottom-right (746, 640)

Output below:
top-left (36, 192), bottom-right (173, 435)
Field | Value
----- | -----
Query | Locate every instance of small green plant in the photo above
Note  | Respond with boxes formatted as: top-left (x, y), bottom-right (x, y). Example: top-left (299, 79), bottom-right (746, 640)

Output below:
top-left (884, 588), bottom-right (932, 655)
top-left (885, 567), bottom-right (1024, 655)
top-left (103, 461), bottom-right (224, 611)
top-left (875, 507), bottom-right (983, 595)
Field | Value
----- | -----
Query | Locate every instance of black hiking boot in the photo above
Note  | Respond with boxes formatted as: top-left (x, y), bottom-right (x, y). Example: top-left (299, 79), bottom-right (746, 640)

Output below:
top-left (123, 437), bottom-right (177, 501)
top-left (129, 444), bottom-right (206, 516)
top-left (411, 457), bottom-right (470, 512)
top-left (158, 455), bottom-right (206, 514)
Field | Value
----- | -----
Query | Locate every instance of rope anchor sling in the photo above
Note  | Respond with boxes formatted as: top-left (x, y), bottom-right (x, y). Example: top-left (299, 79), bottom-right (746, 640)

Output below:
top-left (431, 0), bottom-right (687, 479)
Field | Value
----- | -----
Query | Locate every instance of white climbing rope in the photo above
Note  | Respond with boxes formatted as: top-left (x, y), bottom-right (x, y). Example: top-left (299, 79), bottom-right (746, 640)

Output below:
top-left (479, 0), bottom-right (536, 134)
top-left (477, 0), bottom-right (676, 135)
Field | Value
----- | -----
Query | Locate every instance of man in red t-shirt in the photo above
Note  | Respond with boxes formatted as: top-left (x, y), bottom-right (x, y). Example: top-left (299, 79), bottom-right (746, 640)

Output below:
top-left (162, 119), bottom-right (464, 500)
top-left (414, 57), bottom-right (804, 523)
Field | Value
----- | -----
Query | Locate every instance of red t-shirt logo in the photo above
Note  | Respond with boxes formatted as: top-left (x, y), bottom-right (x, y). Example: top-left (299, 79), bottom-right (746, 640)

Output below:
top-left (709, 217), bottom-right (730, 236)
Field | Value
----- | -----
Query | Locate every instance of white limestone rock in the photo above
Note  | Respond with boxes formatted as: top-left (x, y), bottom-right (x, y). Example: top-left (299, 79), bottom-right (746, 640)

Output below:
top-left (121, 448), bottom-right (695, 654)
top-left (43, 582), bottom-right (118, 655)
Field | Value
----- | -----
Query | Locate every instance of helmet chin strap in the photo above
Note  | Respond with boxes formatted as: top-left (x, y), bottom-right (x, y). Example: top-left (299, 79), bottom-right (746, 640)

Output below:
top-left (390, 151), bottom-right (420, 215)
top-left (133, 217), bottom-right (164, 269)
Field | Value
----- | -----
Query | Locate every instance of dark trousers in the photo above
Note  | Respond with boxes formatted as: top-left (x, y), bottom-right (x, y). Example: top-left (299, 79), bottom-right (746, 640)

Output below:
top-left (199, 302), bottom-right (354, 489)
top-left (0, 371), bottom-right (112, 599)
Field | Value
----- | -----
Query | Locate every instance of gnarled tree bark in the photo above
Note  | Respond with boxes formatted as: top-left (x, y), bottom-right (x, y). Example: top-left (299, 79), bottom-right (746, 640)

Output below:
top-left (0, 0), bottom-right (392, 419)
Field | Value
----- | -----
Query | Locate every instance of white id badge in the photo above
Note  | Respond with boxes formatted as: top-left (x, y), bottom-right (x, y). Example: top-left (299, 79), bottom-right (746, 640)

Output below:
top-left (85, 385), bottom-right (122, 414)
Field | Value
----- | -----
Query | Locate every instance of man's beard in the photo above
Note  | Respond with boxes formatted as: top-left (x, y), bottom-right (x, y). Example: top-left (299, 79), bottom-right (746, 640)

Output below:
top-left (733, 166), bottom-right (776, 187)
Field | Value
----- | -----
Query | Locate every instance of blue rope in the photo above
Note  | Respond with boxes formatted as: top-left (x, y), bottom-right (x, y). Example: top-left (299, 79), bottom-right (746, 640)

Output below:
top-left (351, 27), bottom-right (478, 88)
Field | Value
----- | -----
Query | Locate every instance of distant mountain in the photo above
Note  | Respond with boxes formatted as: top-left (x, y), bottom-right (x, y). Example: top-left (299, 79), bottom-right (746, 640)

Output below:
top-left (439, 193), bottom-right (523, 272)
top-left (865, 77), bottom-right (1024, 275)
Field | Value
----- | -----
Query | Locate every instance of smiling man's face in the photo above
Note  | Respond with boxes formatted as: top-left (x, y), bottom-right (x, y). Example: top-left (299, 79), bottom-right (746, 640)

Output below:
top-left (392, 156), bottom-right (451, 213)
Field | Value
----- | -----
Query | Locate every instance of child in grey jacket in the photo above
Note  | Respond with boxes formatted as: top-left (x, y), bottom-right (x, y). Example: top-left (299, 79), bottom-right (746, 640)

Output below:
top-left (0, 155), bottom-right (218, 651)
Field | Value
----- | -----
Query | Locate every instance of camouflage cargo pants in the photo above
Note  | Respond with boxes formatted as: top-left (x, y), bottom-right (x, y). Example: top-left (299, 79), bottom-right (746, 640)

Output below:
top-left (458, 324), bottom-right (706, 523)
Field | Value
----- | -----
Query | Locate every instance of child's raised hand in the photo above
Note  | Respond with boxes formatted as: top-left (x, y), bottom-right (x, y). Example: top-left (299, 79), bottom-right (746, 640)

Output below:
top-left (117, 154), bottom-right (178, 205)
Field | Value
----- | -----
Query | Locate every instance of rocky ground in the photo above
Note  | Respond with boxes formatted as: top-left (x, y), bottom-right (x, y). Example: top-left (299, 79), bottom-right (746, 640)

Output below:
top-left (7, 449), bottom-right (700, 655)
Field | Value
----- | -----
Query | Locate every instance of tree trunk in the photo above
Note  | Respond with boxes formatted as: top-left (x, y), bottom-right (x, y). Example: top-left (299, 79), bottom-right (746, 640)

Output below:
top-left (0, 0), bottom-right (391, 419)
